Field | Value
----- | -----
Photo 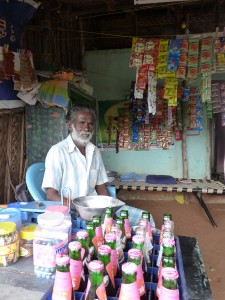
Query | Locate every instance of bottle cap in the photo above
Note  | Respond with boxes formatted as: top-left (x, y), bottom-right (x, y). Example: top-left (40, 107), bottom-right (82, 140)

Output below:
top-left (88, 260), bottom-right (104, 271)
top-left (161, 267), bottom-right (179, 280)
top-left (132, 234), bottom-right (144, 244)
top-left (0, 222), bottom-right (16, 235)
top-left (76, 230), bottom-right (89, 239)
top-left (105, 233), bottom-right (116, 241)
top-left (69, 241), bottom-right (82, 251)
top-left (38, 212), bottom-right (64, 227)
top-left (128, 248), bottom-right (142, 259)
top-left (122, 262), bottom-right (137, 274)
top-left (46, 205), bottom-right (68, 215)
top-left (98, 245), bottom-right (111, 255)
top-left (20, 224), bottom-right (37, 240)
top-left (56, 254), bottom-right (70, 265)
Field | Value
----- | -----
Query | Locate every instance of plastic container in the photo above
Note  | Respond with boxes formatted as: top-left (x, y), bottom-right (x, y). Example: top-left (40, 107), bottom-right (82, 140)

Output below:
top-left (33, 211), bottom-right (69, 279)
top-left (0, 208), bottom-right (22, 232)
top-left (20, 224), bottom-right (37, 257)
top-left (45, 205), bottom-right (72, 241)
top-left (0, 222), bottom-right (19, 266)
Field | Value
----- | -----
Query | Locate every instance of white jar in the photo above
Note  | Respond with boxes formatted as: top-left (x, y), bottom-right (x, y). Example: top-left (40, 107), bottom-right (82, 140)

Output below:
top-left (33, 212), bottom-right (69, 279)
top-left (45, 205), bottom-right (72, 242)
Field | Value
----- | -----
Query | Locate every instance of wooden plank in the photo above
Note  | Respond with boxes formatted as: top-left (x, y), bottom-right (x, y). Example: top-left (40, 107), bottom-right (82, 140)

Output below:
top-left (178, 236), bottom-right (213, 300)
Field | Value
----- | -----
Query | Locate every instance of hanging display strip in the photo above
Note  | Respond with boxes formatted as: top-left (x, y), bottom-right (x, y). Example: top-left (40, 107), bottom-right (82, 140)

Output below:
top-left (129, 32), bottom-right (225, 79)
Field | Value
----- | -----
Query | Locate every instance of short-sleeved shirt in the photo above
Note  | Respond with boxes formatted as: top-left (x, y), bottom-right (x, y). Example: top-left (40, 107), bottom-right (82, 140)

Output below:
top-left (42, 134), bottom-right (108, 199)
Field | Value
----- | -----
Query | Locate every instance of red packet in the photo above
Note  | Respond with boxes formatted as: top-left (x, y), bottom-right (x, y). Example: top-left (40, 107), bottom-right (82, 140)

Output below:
top-left (106, 261), bottom-right (115, 288)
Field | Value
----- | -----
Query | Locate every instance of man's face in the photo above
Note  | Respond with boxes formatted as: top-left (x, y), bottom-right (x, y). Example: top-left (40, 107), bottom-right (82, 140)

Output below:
top-left (68, 111), bottom-right (95, 144)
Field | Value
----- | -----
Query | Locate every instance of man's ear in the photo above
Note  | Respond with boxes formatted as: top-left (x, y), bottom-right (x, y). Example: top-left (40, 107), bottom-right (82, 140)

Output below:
top-left (67, 121), bottom-right (72, 132)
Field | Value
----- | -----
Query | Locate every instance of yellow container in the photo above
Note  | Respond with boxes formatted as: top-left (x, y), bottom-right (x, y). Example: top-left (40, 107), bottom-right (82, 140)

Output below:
top-left (0, 222), bottom-right (19, 266)
top-left (20, 224), bottom-right (37, 257)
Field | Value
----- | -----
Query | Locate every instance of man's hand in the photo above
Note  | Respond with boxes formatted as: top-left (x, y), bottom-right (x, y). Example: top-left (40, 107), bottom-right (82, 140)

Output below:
top-left (46, 187), bottom-right (61, 202)
top-left (95, 184), bottom-right (110, 196)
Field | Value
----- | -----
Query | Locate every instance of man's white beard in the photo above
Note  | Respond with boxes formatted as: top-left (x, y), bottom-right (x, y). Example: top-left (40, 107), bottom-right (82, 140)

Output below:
top-left (71, 124), bottom-right (93, 145)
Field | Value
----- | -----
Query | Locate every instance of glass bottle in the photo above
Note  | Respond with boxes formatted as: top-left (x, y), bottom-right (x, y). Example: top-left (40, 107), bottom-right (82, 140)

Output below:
top-left (142, 212), bottom-right (153, 243)
top-left (76, 230), bottom-right (90, 274)
top-left (92, 215), bottom-right (104, 254)
top-left (86, 221), bottom-right (97, 260)
top-left (104, 233), bottom-right (118, 278)
top-left (103, 207), bottom-right (113, 235)
top-left (119, 262), bottom-right (140, 300)
top-left (128, 248), bottom-right (147, 300)
top-left (109, 223), bottom-right (124, 278)
top-left (132, 234), bottom-right (150, 281)
top-left (116, 217), bottom-right (126, 250)
top-left (52, 254), bottom-right (72, 300)
top-left (69, 241), bottom-right (86, 294)
top-left (156, 255), bottom-right (176, 298)
top-left (138, 218), bottom-right (153, 258)
top-left (86, 260), bottom-right (107, 300)
top-left (98, 245), bottom-right (117, 296)
top-left (159, 267), bottom-right (179, 300)
top-left (120, 210), bottom-right (131, 241)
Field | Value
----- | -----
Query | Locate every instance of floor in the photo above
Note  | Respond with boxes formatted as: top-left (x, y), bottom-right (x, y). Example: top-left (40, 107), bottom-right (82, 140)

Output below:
top-left (124, 195), bottom-right (224, 300)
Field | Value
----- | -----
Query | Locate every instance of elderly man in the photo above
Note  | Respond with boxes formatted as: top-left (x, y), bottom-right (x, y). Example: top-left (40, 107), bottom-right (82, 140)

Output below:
top-left (42, 104), bottom-right (109, 201)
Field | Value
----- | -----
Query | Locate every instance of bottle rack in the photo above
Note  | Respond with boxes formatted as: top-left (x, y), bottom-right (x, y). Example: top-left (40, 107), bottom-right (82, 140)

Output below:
top-left (45, 220), bottom-right (188, 300)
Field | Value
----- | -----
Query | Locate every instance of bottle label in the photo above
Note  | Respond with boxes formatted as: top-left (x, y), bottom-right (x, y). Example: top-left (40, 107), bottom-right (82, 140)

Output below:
top-left (52, 270), bottom-right (72, 300)
top-left (33, 237), bottom-right (68, 268)
top-left (159, 286), bottom-right (179, 300)
top-left (106, 261), bottom-right (115, 288)
top-left (124, 219), bottom-right (131, 239)
top-left (119, 282), bottom-right (140, 300)
top-left (70, 259), bottom-right (83, 291)
top-left (110, 249), bottom-right (118, 277)
top-left (136, 264), bottom-right (146, 296)
top-left (85, 279), bottom-right (107, 300)
top-left (157, 245), bottom-right (163, 267)
top-left (0, 239), bottom-right (19, 255)
top-left (103, 216), bottom-right (113, 234)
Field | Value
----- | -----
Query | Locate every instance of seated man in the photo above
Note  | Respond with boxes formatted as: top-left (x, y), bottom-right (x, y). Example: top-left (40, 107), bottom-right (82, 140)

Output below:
top-left (42, 104), bottom-right (155, 228)
top-left (42, 104), bottom-right (109, 201)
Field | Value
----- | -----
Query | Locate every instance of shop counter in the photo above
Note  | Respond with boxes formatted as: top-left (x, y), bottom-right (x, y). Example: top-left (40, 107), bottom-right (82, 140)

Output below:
top-left (0, 234), bottom-right (212, 300)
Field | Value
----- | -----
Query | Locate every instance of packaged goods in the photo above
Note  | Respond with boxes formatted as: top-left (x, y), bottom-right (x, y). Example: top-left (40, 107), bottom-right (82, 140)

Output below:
top-left (0, 222), bottom-right (19, 266)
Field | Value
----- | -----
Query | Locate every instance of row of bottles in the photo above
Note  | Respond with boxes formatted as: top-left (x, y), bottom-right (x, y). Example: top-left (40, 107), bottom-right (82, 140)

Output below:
top-left (52, 210), bottom-right (180, 300)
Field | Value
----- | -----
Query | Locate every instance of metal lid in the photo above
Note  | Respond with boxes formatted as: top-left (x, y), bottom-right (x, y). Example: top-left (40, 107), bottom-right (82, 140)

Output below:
top-left (88, 260), bottom-right (104, 271)
top-left (69, 241), bottom-right (82, 251)
top-left (105, 233), bottom-right (116, 241)
top-left (128, 248), bottom-right (142, 259)
top-left (76, 230), bottom-right (89, 239)
top-left (161, 267), bottom-right (179, 280)
top-left (37, 212), bottom-right (64, 227)
top-left (122, 262), bottom-right (137, 274)
top-left (132, 234), bottom-right (144, 244)
top-left (0, 222), bottom-right (16, 235)
top-left (56, 254), bottom-right (70, 265)
top-left (98, 245), bottom-right (111, 255)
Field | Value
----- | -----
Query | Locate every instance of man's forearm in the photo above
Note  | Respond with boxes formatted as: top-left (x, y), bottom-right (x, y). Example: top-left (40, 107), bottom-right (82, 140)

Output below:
top-left (95, 184), bottom-right (110, 196)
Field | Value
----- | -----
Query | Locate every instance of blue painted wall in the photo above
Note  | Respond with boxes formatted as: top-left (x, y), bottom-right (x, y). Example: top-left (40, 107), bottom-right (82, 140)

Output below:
top-left (84, 49), bottom-right (211, 179)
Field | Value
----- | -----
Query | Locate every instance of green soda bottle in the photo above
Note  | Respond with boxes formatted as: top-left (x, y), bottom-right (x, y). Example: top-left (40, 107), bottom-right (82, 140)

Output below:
top-left (68, 241), bottom-right (86, 294)
top-left (76, 230), bottom-right (90, 274)
top-left (156, 254), bottom-right (176, 298)
top-left (103, 207), bottom-right (113, 235)
top-left (92, 215), bottom-right (104, 254)
top-left (52, 255), bottom-right (72, 300)
top-left (162, 238), bottom-right (176, 257)
top-left (120, 210), bottom-right (131, 241)
top-left (128, 248), bottom-right (147, 300)
top-left (98, 245), bottom-right (117, 296)
top-left (159, 267), bottom-right (179, 299)
top-left (104, 233), bottom-right (118, 278)
top-left (86, 221), bottom-right (97, 260)
top-left (116, 217), bottom-right (126, 250)
top-left (132, 234), bottom-right (150, 282)
top-left (87, 260), bottom-right (107, 300)
top-left (118, 262), bottom-right (140, 300)
top-left (142, 212), bottom-right (153, 243)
